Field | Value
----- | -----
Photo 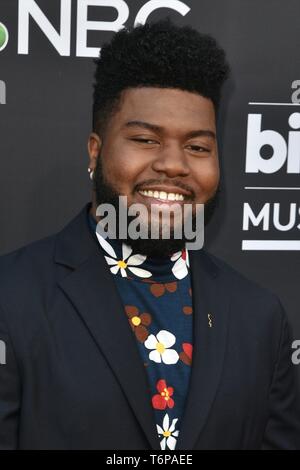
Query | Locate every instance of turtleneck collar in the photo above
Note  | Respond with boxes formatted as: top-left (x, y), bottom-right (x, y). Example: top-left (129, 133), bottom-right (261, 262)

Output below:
top-left (88, 212), bottom-right (190, 282)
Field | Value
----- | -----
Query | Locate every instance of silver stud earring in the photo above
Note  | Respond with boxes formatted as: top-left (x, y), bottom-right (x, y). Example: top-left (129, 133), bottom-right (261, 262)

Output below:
top-left (88, 168), bottom-right (94, 180)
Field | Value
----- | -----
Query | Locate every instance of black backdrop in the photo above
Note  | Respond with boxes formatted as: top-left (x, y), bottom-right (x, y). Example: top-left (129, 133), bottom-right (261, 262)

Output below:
top-left (0, 1), bottom-right (300, 382)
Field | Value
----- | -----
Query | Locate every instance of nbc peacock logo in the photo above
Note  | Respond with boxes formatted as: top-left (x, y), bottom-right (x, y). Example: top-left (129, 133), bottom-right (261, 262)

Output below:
top-left (0, 22), bottom-right (9, 52)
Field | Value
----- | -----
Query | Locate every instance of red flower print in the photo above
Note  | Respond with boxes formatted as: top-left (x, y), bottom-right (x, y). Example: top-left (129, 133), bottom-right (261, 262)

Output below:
top-left (179, 343), bottom-right (193, 365)
top-left (152, 379), bottom-right (175, 410)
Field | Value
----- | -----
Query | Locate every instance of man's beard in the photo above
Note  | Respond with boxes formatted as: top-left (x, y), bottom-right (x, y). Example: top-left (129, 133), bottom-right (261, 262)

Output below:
top-left (93, 154), bottom-right (219, 257)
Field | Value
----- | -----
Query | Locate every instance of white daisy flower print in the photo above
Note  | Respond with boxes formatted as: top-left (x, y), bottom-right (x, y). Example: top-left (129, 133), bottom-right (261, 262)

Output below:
top-left (171, 248), bottom-right (190, 279)
top-left (144, 330), bottom-right (179, 364)
top-left (95, 232), bottom-right (152, 278)
top-left (157, 413), bottom-right (179, 450)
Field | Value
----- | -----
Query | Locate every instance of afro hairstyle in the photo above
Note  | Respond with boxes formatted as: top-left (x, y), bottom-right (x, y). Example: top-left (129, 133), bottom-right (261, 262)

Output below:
top-left (92, 17), bottom-right (230, 135)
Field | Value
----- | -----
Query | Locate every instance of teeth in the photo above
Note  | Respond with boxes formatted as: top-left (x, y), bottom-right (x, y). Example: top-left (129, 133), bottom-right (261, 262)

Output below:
top-left (139, 190), bottom-right (184, 201)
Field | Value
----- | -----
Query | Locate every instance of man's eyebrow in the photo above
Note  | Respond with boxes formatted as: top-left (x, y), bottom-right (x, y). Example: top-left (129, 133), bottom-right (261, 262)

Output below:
top-left (123, 120), bottom-right (162, 133)
top-left (123, 120), bottom-right (216, 139)
top-left (186, 129), bottom-right (216, 140)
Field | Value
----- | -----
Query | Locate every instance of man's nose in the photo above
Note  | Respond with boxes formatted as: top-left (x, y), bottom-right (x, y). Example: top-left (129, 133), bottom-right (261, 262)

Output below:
top-left (151, 143), bottom-right (190, 178)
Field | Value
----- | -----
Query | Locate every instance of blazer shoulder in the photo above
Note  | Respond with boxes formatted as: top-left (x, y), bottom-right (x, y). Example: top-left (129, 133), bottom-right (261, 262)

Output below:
top-left (0, 233), bottom-right (58, 302)
top-left (0, 203), bottom-right (94, 305)
top-left (0, 233), bottom-right (57, 271)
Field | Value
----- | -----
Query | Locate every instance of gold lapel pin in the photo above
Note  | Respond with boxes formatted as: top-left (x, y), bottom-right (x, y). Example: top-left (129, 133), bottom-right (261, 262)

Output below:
top-left (208, 313), bottom-right (213, 328)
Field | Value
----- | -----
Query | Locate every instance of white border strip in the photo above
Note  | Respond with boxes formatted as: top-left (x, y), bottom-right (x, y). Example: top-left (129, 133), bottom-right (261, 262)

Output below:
top-left (242, 240), bottom-right (300, 250)
top-left (244, 187), bottom-right (300, 190)
top-left (248, 102), bottom-right (300, 106)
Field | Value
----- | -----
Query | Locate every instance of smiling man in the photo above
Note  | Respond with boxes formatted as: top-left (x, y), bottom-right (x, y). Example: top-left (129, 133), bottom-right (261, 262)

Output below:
top-left (89, 87), bottom-right (215, 255)
top-left (0, 19), bottom-right (299, 450)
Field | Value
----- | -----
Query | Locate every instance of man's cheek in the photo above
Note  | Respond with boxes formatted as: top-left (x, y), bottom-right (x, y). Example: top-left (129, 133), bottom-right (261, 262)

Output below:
top-left (102, 159), bottom-right (127, 189)
top-left (200, 166), bottom-right (219, 191)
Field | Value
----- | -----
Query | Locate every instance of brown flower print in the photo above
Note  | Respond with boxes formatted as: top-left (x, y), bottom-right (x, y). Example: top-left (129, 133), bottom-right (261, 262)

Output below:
top-left (182, 305), bottom-right (193, 315)
top-left (141, 278), bottom-right (178, 297)
top-left (150, 281), bottom-right (178, 298)
top-left (124, 305), bottom-right (152, 342)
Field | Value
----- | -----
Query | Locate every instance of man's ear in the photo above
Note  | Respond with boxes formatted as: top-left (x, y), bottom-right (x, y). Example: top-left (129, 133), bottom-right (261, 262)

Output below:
top-left (87, 132), bottom-right (102, 170)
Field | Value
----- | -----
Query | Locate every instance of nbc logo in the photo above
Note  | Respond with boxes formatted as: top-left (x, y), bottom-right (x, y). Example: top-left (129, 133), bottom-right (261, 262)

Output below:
top-left (0, 22), bottom-right (9, 52)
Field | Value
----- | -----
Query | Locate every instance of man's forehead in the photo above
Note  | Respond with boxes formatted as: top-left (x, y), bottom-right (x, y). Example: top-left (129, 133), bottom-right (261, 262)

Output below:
top-left (115, 87), bottom-right (216, 132)
top-left (120, 86), bottom-right (213, 108)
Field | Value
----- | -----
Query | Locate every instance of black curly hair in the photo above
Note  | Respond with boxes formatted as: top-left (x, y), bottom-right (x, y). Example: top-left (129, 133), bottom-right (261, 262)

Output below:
top-left (92, 17), bottom-right (230, 135)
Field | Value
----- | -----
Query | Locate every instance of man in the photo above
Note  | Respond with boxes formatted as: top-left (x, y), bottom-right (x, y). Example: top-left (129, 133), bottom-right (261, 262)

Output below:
top-left (0, 19), bottom-right (299, 450)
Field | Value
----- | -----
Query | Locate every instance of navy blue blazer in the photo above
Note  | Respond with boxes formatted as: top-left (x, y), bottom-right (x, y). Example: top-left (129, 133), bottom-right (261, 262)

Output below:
top-left (0, 203), bottom-right (299, 449)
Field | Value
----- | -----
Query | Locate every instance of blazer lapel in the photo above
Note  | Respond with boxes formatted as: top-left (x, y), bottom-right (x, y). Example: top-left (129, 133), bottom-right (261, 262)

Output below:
top-left (55, 204), bottom-right (161, 450)
top-left (176, 248), bottom-right (233, 450)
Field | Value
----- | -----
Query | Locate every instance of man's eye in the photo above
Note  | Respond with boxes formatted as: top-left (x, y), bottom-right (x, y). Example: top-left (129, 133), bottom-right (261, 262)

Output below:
top-left (187, 145), bottom-right (209, 153)
top-left (130, 138), bottom-right (158, 144)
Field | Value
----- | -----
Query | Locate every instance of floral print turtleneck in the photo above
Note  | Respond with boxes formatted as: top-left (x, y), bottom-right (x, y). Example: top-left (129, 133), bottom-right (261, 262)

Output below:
top-left (89, 214), bottom-right (193, 450)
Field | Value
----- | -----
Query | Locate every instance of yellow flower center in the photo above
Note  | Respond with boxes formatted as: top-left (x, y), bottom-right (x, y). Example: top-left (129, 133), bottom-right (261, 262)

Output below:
top-left (163, 431), bottom-right (171, 437)
top-left (156, 342), bottom-right (165, 354)
top-left (162, 388), bottom-right (170, 400)
top-left (131, 316), bottom-right (141, 326)
top-left (118, 260), bottom-right (127, 269)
